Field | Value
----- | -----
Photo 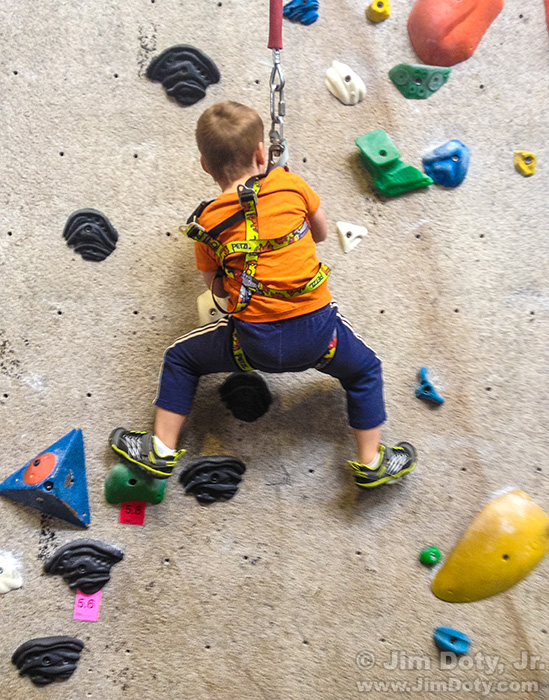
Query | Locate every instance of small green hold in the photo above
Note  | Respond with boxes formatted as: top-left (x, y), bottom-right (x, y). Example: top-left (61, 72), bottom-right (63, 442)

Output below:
top-left (105, 461), bottom-right (167, 505)
top-left (355, 129), bottom-right (433, 197)
top-left (419, 546), bottom-right (441, 566)
top-left (389, 63), bottom-right (451, 99)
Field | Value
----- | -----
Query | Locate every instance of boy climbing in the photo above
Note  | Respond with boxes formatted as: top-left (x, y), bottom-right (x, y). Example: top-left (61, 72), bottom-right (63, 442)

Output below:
top-left (110, 101), bottom-right (417, 488)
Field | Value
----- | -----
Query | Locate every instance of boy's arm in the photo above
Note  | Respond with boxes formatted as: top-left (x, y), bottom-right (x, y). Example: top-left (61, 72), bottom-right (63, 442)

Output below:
top-left (202, 270), bottom-right (229, 298)
top-left (309, 207), bottom-right (328, 243)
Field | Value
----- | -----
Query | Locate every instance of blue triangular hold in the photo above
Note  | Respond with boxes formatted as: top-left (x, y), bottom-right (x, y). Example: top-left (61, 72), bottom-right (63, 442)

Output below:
top-left (0, 429), bottom-right (91, 528)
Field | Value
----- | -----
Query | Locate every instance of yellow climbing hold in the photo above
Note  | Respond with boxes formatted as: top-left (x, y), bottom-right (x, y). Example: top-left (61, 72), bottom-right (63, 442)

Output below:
top-left (514, 150), bottom-right (537, 176)
top-left (366, 0), bottom-right (391, 22)
top-left (432, 490), bottom-right (549, 603)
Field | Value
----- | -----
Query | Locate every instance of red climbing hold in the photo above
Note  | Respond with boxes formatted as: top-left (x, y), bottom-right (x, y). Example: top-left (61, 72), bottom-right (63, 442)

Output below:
top-left (407, 0), bottom-right (504, 67)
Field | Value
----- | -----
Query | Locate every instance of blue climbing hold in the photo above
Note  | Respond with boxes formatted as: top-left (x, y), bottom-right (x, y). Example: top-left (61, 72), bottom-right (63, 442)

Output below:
top-left (0, 429), bottom-right (91, 528)
top-left (283, 0), bottom-right (319, 25)
top-left (423, 140), bottom-right (470, 187)
top-left (433, 627), bottom-right (471, 655)
top-left (415, 367), bottom-right (444, 405)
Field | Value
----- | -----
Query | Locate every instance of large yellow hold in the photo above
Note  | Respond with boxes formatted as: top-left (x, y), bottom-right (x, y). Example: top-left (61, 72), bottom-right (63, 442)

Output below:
top-left (432, 490), bottom-right (549, 603)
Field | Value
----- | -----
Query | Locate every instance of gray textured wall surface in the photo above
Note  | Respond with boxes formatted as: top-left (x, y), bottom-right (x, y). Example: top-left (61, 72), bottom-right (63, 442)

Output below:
top-left (1, 0), bottom-right (548, 698)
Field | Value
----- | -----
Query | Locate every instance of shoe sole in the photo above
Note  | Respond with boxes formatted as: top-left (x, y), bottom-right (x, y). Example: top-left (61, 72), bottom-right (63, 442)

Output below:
top-left (355, 461), bottom-right (416, 489)
top-left (109, 437), bottom-right (173, 480)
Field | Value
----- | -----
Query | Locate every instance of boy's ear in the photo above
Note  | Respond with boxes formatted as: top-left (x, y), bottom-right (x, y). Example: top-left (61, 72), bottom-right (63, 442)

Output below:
top-left (256, 142), bottom-right (266, 168)
top-left (200, 156), bottom-right (210, 175)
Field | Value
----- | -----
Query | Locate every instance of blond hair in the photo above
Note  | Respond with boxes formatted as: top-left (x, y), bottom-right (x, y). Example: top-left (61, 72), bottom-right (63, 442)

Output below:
top-left (196, 102), bottom-right (264, 183)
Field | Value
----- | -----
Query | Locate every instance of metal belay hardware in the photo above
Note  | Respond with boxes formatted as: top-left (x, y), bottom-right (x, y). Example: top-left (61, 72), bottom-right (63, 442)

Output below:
top-left (267, 0), bottom-right (288, 171)
top-left (268, 48), bottom-right (288, 171)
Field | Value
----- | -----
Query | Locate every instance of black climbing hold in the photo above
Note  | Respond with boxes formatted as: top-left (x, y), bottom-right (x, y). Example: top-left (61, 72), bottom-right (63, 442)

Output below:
top-left (179, 456), bottom-right (246, 504)
top-left (219, 372), bottom-right (272, 422)
top-left (43, 538), bottom-right (124, 594)
top-left (147, 45), bottom-right (220, 107)
top-left (12, 636), bottom-right (84, 686)
top-left (63, 209), bottom-right (118, 262)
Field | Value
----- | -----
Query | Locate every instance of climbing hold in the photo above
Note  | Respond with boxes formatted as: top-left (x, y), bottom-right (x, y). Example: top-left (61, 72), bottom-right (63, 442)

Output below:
top-left (179, 456), bottom-right (246, 504)
top-left (336, 222), bottom-right (368, 254)
top-left (12, 636), bottom-right (84, 686)
top-left (514, 151), bottom-right (537, 177)
top-left (0, 429), bottom-right (90, 528)
top-left (105, 461), bottom-right (167, 505)
top-left (432, 490), bottom-right (549, 603)
top-left (283, 0), bottom-right (319, 25)
top-left (147, 45), bottom-right (220, 107)
top-left (0, 552), bottom-right (23, 594)
top-left (423, 140), bottom-right (470, 187)
top-left (433, 627), bottom-right (471, 655)
top-left (415, 367), bottom-right (444, 405)
top-left (419, 546), bottom-right (441, 566)
top-left (197, 289), bottom-right (228, 326)
top-left (44, 539), bottom-right (124, 594)
top-left (408, 0), bottom-right (504, 67)
top-left (325, 61), bottom-right (366, 105)
top-left (366, 0), bottom-right (391, 22)
top-left (356, 130), bottom-right (433, 197)
top-left (63, 209), bottom-right (118, 262)
top-left (389, 63), bottom-right (450, 100)
top-left (219, 372), bottom-right (272, 422)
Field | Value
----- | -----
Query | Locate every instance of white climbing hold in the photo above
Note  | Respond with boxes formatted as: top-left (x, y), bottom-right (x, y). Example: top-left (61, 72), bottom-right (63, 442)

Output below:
top-left (0, 552), bottom-right (22, 594)
top-left (325, 61), bottom-right (366, 105)
top-left (336, 222), bottom-right (368, 253)
top-left (197, 289), bottom-right (228, 326)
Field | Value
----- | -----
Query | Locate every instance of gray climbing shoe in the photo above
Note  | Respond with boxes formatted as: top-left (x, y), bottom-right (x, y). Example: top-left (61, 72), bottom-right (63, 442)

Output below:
top-left (348, 442), bottom-right (417, 488)
top-left (109, 428), bottom-right (185, 479)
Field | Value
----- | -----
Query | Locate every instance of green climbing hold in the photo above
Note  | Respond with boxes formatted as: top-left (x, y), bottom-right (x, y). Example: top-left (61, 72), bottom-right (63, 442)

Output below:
top-left (355, 130), bottom-right (433, 197)
top-left (105, 461), bottom-right (167, 505)
top-left (389, 63), bottom-right (450, 99)
top-left (419, 546), bottom-right (442, 566)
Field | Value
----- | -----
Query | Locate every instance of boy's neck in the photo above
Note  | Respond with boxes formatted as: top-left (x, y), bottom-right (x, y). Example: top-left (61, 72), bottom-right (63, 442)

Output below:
top-left (220, 166), bottom-right (265, 194)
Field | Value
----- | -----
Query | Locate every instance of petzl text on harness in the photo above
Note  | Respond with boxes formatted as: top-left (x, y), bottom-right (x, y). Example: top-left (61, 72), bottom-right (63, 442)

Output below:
top-left (180, 174), bottom-right (330, 315)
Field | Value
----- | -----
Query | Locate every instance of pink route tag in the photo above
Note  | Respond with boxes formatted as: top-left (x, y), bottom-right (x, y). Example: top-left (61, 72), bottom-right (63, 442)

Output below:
top-left (73, 590), bottom-right (102, 622)
top-left (118, 501), bottom-right (147, 525)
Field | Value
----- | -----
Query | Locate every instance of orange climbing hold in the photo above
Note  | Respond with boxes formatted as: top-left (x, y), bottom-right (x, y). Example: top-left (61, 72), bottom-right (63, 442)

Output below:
top-left (23, 452), bottom-right (57, 485)
top-left (407, 0), bottom-right (504, 67)
top-left (545, 0), bottom-right (549, 33)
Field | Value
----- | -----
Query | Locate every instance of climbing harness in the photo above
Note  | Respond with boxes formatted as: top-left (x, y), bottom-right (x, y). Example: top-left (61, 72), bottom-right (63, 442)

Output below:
top-left (268, 0), bottom-right (288, 171)
top-left (180, 174), bottom-right (330, 315)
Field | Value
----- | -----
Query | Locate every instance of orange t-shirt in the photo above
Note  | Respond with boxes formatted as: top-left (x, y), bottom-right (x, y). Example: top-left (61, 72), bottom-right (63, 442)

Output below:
top-left (194, 168), bottom-right (332, 323)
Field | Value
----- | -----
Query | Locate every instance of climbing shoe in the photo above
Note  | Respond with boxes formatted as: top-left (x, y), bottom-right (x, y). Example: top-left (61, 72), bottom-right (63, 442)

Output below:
top-left (348, 442), bottom-right (417, 488)
top-left (109, 428), bottom-right (185, 479)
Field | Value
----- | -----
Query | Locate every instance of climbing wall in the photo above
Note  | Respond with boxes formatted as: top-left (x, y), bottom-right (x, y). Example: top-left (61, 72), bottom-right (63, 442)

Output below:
top-left (1, 0), bottom-right (548, 698)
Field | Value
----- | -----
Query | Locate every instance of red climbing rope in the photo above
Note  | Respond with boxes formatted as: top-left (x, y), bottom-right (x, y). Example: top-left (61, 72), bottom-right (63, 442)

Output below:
top-left (268, 0), bottom-right (283, 49)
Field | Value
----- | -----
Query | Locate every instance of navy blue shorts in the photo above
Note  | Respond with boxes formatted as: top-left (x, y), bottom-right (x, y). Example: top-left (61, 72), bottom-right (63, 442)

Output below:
top-left (154, 301), bottom-right (386, 430)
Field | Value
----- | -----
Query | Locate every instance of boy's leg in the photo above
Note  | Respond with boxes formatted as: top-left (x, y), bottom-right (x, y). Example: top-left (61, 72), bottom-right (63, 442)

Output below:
top-left (318, 308), bottom-right (416, 487)
top-left (353, 426), bottom-right (382, 465)
top-left (110, 317), bottom-right (239, 478)
top-left (154, 408), bottom-right (187, 451)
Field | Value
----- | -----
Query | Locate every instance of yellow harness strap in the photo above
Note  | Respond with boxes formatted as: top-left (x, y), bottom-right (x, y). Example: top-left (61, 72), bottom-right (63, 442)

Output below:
top-left (180, 175), bottom-right (331, 315)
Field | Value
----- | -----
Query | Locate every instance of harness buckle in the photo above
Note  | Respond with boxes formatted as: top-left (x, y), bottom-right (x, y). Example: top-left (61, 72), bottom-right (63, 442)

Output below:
top-left (237, 183), bottom-right (258, 208)
top-left (179, 221), bottom-right (206, 239)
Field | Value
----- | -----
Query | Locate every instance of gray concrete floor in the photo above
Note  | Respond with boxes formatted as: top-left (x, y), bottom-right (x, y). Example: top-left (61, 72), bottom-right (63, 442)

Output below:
top-left (1, 0), bottom-right (548, 698)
